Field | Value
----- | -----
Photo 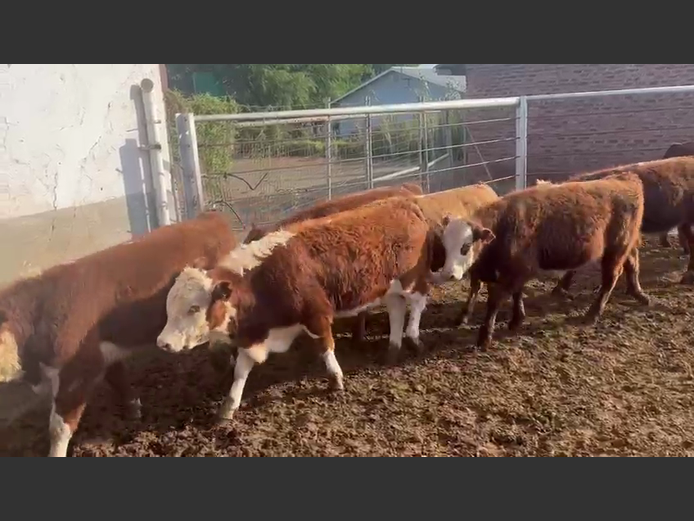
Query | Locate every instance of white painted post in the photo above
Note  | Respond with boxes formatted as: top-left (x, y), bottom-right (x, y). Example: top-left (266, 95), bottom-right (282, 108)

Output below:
top-left (515, 95), bottom-right (528, 191)
top-left (176, 112), bottom-right (205, 219)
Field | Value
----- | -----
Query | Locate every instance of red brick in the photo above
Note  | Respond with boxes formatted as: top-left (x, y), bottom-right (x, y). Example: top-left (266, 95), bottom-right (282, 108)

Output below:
top-left (460, 64), bottom-right (694, 181)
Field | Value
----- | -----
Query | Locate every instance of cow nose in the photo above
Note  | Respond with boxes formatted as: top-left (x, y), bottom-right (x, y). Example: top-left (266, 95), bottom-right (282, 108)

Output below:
top-left (156, 337), bottom-right (173, 351)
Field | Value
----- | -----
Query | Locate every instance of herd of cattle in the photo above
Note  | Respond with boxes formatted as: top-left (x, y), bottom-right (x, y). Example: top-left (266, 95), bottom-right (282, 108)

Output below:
top-left (1, 141), bottom-right (694, 457)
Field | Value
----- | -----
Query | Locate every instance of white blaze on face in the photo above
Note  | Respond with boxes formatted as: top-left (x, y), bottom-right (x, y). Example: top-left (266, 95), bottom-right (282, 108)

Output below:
top-left (440, 218), bottom-right (477, 281)
top-left (157, 267), bottom-right (215, 352)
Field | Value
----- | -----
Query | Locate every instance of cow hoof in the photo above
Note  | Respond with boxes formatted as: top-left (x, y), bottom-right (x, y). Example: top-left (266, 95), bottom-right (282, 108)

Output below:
top-left (582, 312), bottom-right (599, 325)
top-left (475, 335), bottom-right (492, 352)
top-left (551, 286), bottom-right (571, 299)
top-left (406, 337), bottom-right (426, 355)
top-left (386, 345), bottom-right (402, 365)
top-left (216, 400), bottom-right (238, 422)
top-left (508, 317), bottom-right (524, 331)
top-left (329, 376), bottom-right (345, 392)
top-left (680, 271), bottom-right (694, 285)
top-left (632, 292), bottom-right (651, 306)
top-left (124, 398), bottom-right (142, 421)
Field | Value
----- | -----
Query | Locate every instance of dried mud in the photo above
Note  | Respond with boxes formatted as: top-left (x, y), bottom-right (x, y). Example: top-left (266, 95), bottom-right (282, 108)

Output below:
top-left (2, 236), bottom-right (694, 457)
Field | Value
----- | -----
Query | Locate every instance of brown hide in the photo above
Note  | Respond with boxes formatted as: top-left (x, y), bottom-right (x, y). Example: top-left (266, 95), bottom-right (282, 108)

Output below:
top-left (568, 157), bottom-right (694, 235)
top-left (659, 143), bottom-right (694, 253)
top-left (414, 183), bottom-right (499, 271)
top-left (242, 182), bottom-right (423, 343)
top-left (208, 197), bottom-right (432, 350)
top-left (465, 172), bottom-right (647, 348)
top-left (565, 156), bottom-right (694, 279)
top-left (243, 182), bottom-right (423, 244)
top-left (0, 210), bottom-right (237, 455)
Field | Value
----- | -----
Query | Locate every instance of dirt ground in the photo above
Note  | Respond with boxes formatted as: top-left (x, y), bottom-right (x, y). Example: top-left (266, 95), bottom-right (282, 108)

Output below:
top-left (2, 235), bottom-right (694, 457)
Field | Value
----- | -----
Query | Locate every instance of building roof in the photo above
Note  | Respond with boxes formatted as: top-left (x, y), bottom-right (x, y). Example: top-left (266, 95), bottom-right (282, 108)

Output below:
top-left (397, 66), bottom-right (466, 92)
top-left (330, 65), bottom-right (466, 106)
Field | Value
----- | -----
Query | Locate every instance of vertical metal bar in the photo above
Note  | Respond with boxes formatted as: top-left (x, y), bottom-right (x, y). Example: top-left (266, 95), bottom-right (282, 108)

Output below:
top-left (365, 96), bottom-right (373, 189)
top-left (422, 110), bottom-right (430, 193)
top-left (418, 96), bottom-right (425, 190)
top-left (176, 112), bottom-right (205, 219)
top-left (326, 99), bottom-right (333, 200)
top-left (515, 95), bottom-right (528, 191)
top-left (444, 109), bottom-right (453, 170)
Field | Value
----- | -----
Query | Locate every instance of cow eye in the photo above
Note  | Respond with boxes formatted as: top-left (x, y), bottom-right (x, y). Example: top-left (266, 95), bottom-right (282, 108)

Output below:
top-left (460, 243), bottom-right (472, 255)
top-left (188, 305), bottom-right (200, 314)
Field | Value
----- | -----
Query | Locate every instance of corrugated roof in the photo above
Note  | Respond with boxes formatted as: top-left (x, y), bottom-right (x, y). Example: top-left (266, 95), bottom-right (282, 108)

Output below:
top-left (331, 65), bottom-right (466, 105)
top-left (395, 66), bottom-right (466, 92)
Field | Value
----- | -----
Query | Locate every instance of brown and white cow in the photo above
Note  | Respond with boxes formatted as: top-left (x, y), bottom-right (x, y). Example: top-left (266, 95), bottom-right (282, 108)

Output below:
top-left (433, 172), bottom-right (649, 350)
top-left (243, 182), bottom-right (423, 244)
top-left (658, 142), bottom-right (694, 253)
top-left (0, 211), bottom-right (237, 457)
top-left (241, 182), bottom-right (424, 348)
top-left (156, 196), bottom-right (437, 420)
top-left (543, 156), bottom-right (694, 290)
top-left (411, 183), bottom-right (500, 324)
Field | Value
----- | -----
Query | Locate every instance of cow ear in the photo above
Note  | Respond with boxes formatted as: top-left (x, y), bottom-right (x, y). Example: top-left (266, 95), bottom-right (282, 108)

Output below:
top-left (191, 256), bottom-right (210, 270)
top-left (479, 227), bottom-right (495, 243)
top-left (211, 281), bottom-right (233, 302)
top-left (442, 214), bottom-right (451, 227)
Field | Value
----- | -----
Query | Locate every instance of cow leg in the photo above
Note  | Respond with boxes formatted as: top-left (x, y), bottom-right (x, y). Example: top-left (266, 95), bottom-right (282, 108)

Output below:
top-left (623, 249), bottom-right (651, 305)
top-left (304, 315), bottom-right (344, 391)
top-left (404, 291), bottom-right (428, 355)
top-left (584, 253), bottom-right (625, 323)
top-left (208, 341), bottom-right (236, 374)
top-left (679, 224), bottom-right (691, 255)
top-left (47, 355), bottom-right (103, 457)
top-left (103, 361), bottom-right (141, 421)
top-left (552, 270), bottom-right (576, 298)
top-left (660, 231), bottom-right (672, 248)
top-left (508, 290), bottom-right (527, 331)
top-left (476, 282), bottom-right (509, 351)
top-left (679, 224), bottom-right (694, 284)
top-left (384, 294), bottom-right (407, 364)
top-left (457, 275), bottom-right (481, 326)
top-left (217, 348), bottom-right (255, 421)
top-left (351, 312), bottom-right (367, 344)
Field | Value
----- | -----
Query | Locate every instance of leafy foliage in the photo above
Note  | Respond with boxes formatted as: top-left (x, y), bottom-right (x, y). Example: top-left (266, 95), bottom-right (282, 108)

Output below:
top-left (167, 64), bottom-right (418, 109)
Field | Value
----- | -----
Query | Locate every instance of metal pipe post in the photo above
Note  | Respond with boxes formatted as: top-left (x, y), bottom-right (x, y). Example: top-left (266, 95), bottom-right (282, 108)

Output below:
top-left (365, 97), bottom-right (373, 189)
top-left (326, 99), bottom-right (332, 200)
top-left (515, 95), bottom-right (528, 191)
top-left (176, 112), bottom-right (205, 219)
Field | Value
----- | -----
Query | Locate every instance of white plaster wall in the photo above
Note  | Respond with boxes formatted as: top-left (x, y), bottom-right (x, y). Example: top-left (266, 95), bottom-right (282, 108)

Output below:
top-left (0, 64), bottom-right (171, 220)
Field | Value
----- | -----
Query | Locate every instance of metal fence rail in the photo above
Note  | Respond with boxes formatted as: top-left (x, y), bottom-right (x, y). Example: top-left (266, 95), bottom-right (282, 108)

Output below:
top-left (175, 96), bottom-right (525, 229)
top-left (172, 84), bottom-right (694, 231)
top-left (524, 85), bottom-right (694, 186)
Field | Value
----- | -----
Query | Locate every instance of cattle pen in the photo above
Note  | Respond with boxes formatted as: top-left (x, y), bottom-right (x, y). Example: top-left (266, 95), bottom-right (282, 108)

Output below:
top-left (3, 83), bottom-right (694, 456)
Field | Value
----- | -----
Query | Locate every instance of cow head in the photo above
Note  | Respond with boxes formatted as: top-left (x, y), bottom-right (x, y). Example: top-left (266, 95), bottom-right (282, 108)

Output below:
top-left (157, 266), bottom-right (216, 353)
top-left (430, 215), bottom-right (495, 283)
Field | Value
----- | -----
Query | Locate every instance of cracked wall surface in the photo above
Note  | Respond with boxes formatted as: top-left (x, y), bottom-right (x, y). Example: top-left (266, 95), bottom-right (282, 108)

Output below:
top-left (0, 64), bottom-right (171, 285)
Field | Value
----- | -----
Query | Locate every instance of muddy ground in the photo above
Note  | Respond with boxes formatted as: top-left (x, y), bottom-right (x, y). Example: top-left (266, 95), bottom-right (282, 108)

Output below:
top-left (2, 236), bottom-right (694, 457)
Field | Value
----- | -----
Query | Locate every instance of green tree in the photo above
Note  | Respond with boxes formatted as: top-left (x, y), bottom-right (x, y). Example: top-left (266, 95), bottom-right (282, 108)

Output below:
top-left (167, 64), bottom-right (418, 109)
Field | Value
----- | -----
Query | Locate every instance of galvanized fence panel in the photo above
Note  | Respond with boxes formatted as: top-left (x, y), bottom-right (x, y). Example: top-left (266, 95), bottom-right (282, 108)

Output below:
top-left (176, 96), bottom-right (524, 232)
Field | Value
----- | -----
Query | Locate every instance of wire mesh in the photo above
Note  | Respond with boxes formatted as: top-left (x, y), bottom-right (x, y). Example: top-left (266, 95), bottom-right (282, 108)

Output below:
top-left (192, 103), bottom-right (519, 232)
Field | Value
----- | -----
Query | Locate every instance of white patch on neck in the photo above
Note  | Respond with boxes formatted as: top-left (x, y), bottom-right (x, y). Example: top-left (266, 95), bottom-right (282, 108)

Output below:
top-left (0, 329), bottom-right (23, 383)
top-left (209, 301), bottom-right (237, 345)
top-left (219, 229), bottom-right (295, 276)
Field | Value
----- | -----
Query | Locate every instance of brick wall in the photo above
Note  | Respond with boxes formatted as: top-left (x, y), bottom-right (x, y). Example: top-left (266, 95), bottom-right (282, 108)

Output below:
top-left (459, 64), bottom-right (694, 189)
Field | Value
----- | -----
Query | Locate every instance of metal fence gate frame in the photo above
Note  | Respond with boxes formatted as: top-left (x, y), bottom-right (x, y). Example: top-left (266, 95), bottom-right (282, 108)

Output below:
top-left (173, 84), bottom-right (694, 224)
